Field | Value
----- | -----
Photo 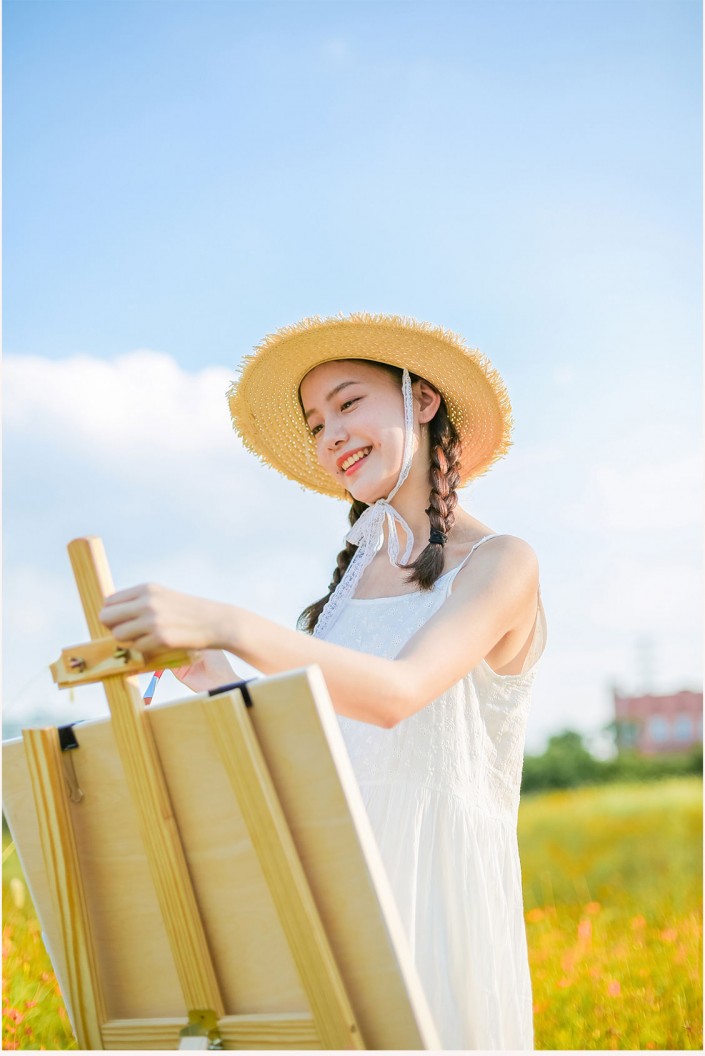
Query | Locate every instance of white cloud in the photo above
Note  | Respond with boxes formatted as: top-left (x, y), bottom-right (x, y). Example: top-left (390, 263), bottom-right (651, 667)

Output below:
top-left (5, 350), bottom-right (237, 463)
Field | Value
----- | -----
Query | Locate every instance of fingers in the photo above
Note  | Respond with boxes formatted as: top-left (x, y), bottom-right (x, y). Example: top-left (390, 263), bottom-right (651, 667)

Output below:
top-left (101, 584), bottom-right (152, 607)
top-left (100, 606), bottom-right (152, 647)
top-left (97, 583), bottom-right (216, 658)
top-left (124, 633), bottom-right (168, 660)
top-left (99, 585), bottom-right (165, 651)
top-left (100, 600), bottom-right (141, 630)
top-left (101, 586), bottom-right (150, 625)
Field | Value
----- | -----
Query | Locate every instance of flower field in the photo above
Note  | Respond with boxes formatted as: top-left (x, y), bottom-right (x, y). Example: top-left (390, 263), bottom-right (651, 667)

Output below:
top-left (519, 776), bottom-right (702, 1050)
top-left (3, 775), bottom-right (702, 1049)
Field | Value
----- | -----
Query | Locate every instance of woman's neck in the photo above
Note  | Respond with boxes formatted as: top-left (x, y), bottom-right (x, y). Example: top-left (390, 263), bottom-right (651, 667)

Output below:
top-left (377, 473), bottom-right (437, 561)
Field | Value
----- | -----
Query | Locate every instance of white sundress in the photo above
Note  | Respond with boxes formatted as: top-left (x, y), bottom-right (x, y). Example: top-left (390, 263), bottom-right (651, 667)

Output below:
top-left (319, 533), bottom-right (548, 1050)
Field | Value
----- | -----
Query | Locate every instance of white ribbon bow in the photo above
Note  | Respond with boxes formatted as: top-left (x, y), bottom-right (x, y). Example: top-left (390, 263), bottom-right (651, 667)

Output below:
top-left (313, 368), bottom-right (415, 639)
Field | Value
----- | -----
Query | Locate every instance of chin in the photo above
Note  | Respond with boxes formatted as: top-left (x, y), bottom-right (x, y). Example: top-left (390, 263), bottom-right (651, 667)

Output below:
top-left (346, 478), bottom-right (393, 505)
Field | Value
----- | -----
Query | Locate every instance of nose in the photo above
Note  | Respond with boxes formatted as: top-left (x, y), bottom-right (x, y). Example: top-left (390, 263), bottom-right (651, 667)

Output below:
top-left (323, 416), bottom-right (348, 449)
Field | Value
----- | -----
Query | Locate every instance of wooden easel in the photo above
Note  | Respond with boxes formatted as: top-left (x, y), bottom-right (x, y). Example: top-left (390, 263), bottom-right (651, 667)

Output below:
top-left (2, 538), bottom-right (439, 1050)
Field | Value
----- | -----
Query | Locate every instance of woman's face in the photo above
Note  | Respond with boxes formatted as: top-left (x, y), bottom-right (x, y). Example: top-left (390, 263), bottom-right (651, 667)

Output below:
top-left (299, 360), bottom-right (417, 504)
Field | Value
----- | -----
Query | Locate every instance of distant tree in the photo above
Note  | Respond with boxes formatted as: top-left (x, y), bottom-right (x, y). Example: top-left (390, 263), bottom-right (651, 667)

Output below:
top-left (521, 729), bottom-right (600, 791)
top-left (521, 729), bottom-right (703, 793)
top-left (601, 744), bottom-right (703, 783)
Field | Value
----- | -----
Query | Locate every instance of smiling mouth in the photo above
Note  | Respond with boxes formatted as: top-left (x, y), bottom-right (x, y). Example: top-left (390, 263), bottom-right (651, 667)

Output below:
top-left (340, 447), bottom-right (372, 473)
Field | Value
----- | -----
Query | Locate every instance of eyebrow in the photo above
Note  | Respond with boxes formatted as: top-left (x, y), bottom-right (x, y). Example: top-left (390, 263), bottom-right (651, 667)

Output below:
top-left (303, 380), bottom-right (361, 421)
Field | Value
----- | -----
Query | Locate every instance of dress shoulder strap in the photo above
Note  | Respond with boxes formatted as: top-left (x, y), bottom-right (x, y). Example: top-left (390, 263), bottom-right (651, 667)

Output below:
top-left (444, 533), bottom-right (508, 595)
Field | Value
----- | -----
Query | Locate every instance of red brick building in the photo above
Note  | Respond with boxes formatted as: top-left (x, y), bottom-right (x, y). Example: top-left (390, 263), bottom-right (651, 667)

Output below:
top-left (613, 689), bottom-right (703, 755)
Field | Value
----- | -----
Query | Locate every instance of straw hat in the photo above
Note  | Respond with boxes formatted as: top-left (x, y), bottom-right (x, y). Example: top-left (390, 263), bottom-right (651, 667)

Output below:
top-left (227, 312), bottom-right (513, 501)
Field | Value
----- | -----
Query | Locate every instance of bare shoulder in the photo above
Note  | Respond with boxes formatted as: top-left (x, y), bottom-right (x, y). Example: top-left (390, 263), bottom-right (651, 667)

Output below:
top-left (455, 532), bottom-right (539, 596)
top-left (488, 533), bottom-right (539, 570)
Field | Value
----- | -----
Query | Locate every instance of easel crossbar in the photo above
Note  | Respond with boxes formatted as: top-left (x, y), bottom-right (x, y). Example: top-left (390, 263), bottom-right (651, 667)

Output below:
top-left (101, 1013), bottom-right (318, 1050)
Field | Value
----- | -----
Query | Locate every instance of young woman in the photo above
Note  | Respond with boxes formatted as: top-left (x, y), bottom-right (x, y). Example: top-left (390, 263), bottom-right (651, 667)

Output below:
top-left (100, 313), bottom-right (547, 1050)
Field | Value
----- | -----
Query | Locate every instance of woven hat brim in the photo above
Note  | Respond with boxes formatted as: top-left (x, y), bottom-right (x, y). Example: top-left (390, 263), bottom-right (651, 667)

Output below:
top-left (228, 313), bottom-right (513, 501)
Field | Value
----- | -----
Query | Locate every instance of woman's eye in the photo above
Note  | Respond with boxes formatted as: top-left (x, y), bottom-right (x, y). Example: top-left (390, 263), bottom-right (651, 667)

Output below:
top-left (310, 397), bottom-right (360, 437)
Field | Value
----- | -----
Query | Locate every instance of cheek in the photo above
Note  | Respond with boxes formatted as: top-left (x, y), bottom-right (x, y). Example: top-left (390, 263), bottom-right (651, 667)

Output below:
top-left (377, 424), bottom-right (405, 464)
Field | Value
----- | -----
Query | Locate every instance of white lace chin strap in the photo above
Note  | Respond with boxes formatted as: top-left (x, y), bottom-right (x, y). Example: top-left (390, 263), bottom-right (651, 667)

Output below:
top-left (313, 368), bottom-right (416, 639)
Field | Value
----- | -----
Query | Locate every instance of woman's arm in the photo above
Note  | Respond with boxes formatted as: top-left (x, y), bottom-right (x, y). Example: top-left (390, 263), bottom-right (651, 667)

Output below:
top-left (99, 536), bottom-right (538, 728)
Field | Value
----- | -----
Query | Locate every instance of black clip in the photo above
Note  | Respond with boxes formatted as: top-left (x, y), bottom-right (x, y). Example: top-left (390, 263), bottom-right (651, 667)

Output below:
top-left (57, 722), bottom-right (84, 803)
top-left (207, 678), bottom-right (254, 708)
top-left (58, 722), bottom-right (82, 752)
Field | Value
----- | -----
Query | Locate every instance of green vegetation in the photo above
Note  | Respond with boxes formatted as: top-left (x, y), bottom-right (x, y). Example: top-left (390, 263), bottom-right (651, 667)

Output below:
top-left (522, 729), bottom-right (702, 792)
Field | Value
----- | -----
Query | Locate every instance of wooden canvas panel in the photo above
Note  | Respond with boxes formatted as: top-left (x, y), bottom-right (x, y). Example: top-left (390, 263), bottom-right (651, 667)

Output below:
top-left (238, 666), bottom-right (439, 1046)
top-left (3, 665), bottom-right (440, 1050)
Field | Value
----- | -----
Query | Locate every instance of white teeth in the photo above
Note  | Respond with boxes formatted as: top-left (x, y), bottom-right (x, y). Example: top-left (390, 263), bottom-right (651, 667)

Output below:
top-left (341, 447), bottom-right (371, 472)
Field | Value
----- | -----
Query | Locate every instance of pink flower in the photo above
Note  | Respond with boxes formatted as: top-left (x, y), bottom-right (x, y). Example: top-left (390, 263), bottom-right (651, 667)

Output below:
top-left (578, 918), bottom-right (592, 941)
top-left (607, 980), bottom-right (621, 997)
top-left (526, 907), bottom-right (545, 923)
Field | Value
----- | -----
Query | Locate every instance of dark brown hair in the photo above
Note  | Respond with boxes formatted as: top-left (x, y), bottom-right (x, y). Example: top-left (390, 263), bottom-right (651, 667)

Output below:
top-left (297, 362), bottom-right (462, 633)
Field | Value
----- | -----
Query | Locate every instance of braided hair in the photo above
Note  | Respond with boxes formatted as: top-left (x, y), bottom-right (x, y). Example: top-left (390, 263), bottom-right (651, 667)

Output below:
top-left (297, 363), bottom-right (462, 634)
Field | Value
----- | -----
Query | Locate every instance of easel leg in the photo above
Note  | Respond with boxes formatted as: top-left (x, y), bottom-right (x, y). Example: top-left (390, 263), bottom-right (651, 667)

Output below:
top-left (23, 727), bottom-right (107, 1050)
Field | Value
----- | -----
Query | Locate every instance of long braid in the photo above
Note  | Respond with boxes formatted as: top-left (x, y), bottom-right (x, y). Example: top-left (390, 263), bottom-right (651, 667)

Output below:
top-left (297, 498), bottom-right (367, 633)
top-left (403, 402), bottom-right (462, 590)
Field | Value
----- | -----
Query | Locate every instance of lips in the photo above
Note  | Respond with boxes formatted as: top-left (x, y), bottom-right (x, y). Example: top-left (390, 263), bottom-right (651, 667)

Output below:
top-left (339, 446), bottom-right (372, 474)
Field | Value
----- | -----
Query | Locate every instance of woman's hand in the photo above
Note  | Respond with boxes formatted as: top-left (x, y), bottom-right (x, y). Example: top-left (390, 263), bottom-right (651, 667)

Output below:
top-left (99, 583), bottom-right (229, 659)
top-left (171, 649), bottom-right (241, 693)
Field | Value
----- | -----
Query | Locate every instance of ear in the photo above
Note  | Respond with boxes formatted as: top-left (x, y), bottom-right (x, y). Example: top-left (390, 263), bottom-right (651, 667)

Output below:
top-left (413, 379), bottom-right (442, 424)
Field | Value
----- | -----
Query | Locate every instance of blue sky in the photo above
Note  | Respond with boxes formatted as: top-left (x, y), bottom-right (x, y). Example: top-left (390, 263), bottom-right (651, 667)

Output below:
top-left (3, 0), bottom-right (702, 751)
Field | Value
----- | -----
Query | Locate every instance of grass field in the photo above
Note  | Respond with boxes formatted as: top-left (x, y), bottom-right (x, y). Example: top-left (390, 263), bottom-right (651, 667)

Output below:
top-left (3, 776), bottom-right (702, 1050)
top-left (518, 777), bottom-right (702, 1050)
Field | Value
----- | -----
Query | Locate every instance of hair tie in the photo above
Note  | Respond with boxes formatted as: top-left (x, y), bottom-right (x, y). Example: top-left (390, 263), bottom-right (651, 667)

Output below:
top-left (429, 529), bottom-right (447, 546)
